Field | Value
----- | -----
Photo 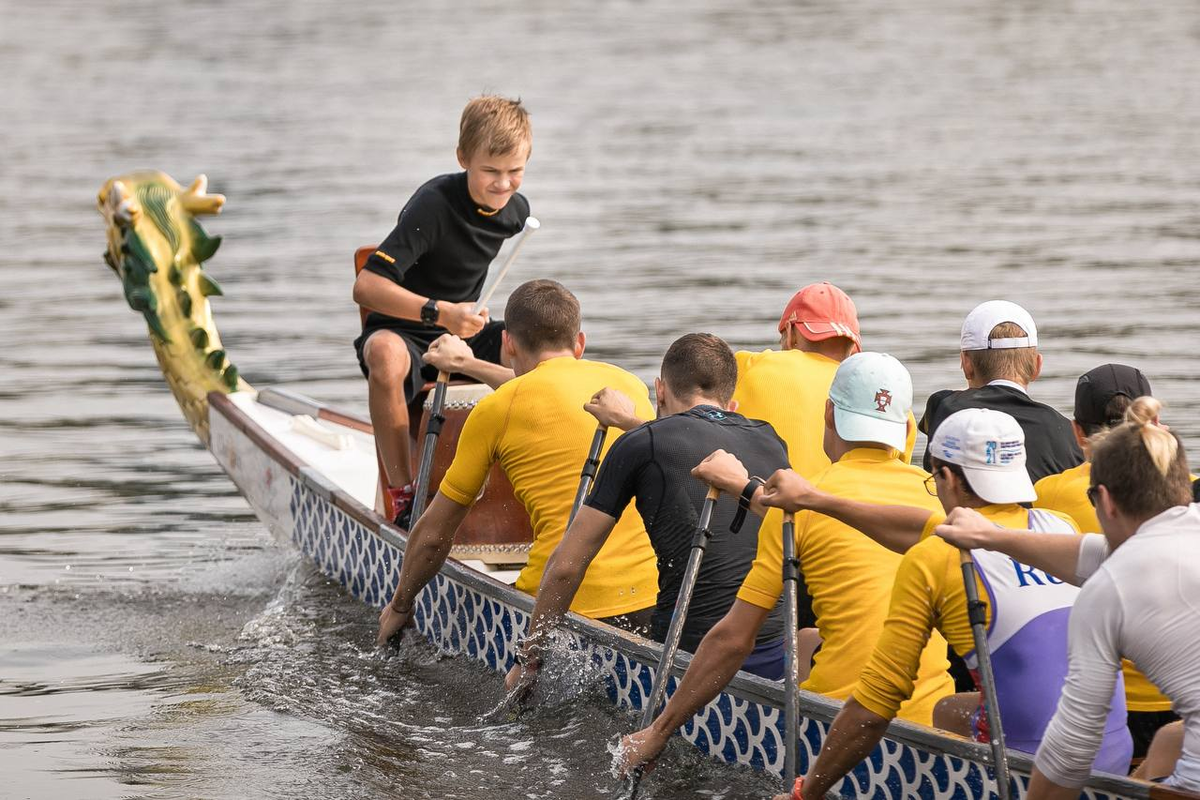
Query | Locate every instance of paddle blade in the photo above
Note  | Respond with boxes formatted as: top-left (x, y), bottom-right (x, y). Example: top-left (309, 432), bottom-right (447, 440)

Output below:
top-left (480, 676), bottom-right (536, 724)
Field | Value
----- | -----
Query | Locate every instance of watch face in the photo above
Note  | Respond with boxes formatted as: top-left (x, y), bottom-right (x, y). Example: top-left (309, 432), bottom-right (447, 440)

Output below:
top-left (422, 300), bottom-right (438, 324)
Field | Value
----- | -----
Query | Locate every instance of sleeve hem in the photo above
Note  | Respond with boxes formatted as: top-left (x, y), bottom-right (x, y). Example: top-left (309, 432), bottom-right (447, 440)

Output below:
top-left (735, 586), bottom-right (781, 611)
top-left (851, 689), bottom-right (899, 721)
top-left (438, 482), bottom-right (476, 508)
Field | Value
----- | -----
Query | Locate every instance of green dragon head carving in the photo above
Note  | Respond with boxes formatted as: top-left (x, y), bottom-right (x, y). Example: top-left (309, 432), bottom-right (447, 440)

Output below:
top-left (98, 171), bottom-right (249, 443)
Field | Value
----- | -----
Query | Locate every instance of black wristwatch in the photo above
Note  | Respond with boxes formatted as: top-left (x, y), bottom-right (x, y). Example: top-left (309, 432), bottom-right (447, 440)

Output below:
top-left (420, 298), bottom-right (440, 327)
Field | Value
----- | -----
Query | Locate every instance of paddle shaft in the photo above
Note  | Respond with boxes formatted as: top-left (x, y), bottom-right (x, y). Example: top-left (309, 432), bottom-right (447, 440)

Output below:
top-left (624, 487), bottom-right (720, 800)
top-left (781, 511), bottom-right (800, 788)
top-left (959, 548), bottom-right (1013, 800)
top-left (472, 216), bottom-right (540, 315)
top-left (638, 485), bottom-right (720, 728)
top-left (409, 371), bottom-right (449, 522)
top-left (569, 426), bottom-right (607, 525)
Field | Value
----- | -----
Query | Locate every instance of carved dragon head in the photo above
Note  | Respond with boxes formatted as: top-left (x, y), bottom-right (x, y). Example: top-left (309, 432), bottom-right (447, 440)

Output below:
top-left (97, 171), bottom-right (248, 442)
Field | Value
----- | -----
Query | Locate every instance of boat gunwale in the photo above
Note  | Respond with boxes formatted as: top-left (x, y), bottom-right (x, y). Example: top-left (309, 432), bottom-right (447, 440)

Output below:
top-left (207, 388), bottom-right (1158, 800)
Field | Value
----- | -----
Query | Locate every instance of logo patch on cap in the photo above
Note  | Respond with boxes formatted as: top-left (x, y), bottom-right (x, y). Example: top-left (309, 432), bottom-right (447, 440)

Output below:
top-left (874, 389), bottom-right (892, 413)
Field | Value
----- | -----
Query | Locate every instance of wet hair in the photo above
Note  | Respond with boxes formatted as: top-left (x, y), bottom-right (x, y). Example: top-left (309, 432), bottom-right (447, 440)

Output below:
top-left (929, 457), bottom-right (980, 502)
top-left (1090, 397), bottom-right (1191, 519)
top-left (504, 279), bottom-right (581, 352)
top-left (963, 322), bottom-right (1039, 384)
top-left (660, 333), bottom-right (738, 406)
top-left (459, 95), bottom-right (532, 159)
top-left (1077, 393), bottom-right (1135, 437)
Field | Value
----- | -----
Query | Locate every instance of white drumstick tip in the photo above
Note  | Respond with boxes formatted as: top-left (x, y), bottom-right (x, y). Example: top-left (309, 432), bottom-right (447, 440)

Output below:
top-left (524, 216), bottom-right (541, 231)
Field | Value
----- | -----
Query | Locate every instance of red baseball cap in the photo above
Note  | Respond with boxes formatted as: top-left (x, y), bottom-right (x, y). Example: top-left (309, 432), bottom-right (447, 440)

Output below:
top-left (777, 282), bottom-right (861, 348)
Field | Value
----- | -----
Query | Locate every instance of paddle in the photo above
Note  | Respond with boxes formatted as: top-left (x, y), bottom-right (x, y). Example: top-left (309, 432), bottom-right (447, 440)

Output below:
top-left (959, 548), bottom-right (1013, 800)
top-left (622, 485), bottom-right (721, 800)
top-left (781, 510), bottom-right (801, 793)
top-left (474, 216), bottom-right (541, 314)
top-left (408, 216), bottom-right (540, 524)
top-left (409, 370), bottom-right (449, 522)
top-left (569, 424), bottom-right (607, 525)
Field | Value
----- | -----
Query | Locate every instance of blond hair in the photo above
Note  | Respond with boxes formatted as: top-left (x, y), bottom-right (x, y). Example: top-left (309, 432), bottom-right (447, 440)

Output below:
top-left (964, 322), bottom-right (1040, 384)
top-left (458, 95), bottom-right (532, 159)
top-left (1091, 396), bottom-right (1191, 518)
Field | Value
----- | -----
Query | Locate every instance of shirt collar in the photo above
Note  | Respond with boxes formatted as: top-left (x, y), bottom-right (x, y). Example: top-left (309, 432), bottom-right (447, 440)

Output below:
top-left (987, 379), bottom-right (1029, 395)
top-left (838, 447), bottom-right (895, 464)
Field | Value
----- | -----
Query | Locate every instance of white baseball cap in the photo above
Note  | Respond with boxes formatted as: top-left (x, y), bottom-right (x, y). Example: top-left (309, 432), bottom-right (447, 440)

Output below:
top-left (929, 408), bottom-right (1036, 504)
top-left (828, 352), bottom-right (912, 452)
top-left (960, 300), bottom-right (1039, 351)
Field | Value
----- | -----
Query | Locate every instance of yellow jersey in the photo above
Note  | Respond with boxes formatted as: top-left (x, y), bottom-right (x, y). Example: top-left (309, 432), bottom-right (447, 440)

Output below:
top-left (732, 349), bottom-right (916, 479)
top-left (736, 448), bottom-right (953, 724)
top-left (853, 505), bottom-right (1077, 721)
top-left (440, 356), bottom-right (658, 618)
top-left (1035, 462), bottom-right (1172, 713)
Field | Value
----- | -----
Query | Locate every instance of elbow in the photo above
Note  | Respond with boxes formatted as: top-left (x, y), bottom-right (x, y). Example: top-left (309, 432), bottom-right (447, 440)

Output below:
top-left (352, 275), bottom-right (369, 307)
top-left (707, 617), bottom-right (758, 661)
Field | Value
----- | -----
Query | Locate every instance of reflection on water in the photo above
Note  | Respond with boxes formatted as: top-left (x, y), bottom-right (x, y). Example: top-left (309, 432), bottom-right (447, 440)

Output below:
top-left (3, 0), bottom-right (1200, 796)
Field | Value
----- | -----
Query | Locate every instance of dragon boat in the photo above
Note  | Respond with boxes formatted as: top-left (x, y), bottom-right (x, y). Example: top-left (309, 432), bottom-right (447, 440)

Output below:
top-left (96, 170), bottom-right (1187, 800)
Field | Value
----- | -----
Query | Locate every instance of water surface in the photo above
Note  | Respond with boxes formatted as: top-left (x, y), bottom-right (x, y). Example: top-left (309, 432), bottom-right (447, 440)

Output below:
top-left (2, 0), bottom-right (1199, 796)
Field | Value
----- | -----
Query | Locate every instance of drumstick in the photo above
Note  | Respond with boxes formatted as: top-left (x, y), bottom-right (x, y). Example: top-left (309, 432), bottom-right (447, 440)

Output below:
top-left (472, 216), bottom-right (540, 315)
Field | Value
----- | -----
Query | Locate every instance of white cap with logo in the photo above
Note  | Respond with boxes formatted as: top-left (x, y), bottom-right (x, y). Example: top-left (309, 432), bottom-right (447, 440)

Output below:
top-left (929, 408), bottom-right (1036, 504)
top-left (960, 300), bottom-right (1039, 351)
top-left (828, 352), bottom-right (912, 452)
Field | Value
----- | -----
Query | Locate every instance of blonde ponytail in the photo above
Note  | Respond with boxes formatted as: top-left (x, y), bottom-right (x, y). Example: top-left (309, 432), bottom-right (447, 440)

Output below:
top-left (1124, 396), bottom-right (1178, 477)
top-left (1092, 395), bottom-right (1190, 519)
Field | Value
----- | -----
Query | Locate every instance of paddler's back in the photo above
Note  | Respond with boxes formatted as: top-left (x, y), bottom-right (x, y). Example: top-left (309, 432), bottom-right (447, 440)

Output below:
top-left (439, 355), bottom-right (658, 619)
top-left (732, 349), bottom-right (841, 479)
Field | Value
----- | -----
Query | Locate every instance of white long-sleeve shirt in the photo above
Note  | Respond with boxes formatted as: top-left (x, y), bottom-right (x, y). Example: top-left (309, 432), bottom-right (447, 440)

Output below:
top-left (1035, 503), bottom-right (1200, 789)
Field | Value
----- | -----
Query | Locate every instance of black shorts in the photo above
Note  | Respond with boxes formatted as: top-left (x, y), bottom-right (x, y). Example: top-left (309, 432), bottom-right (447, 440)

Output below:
top-left (1128, 708), bottom-right (1180, 760)
top-left (353, 320), bottom-right (506, 403)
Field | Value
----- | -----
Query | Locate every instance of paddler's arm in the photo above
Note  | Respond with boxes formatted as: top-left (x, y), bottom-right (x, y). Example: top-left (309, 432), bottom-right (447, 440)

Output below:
top-left (618, 601), bottom-right (768, 774)
top-left (801, 544), bottom-right (942, 798)
top-left (377, 491), bottom-right (472, 646)
top-left (796, 698), bottom-right (892, 799)
top-left (422, 333), bottom-right (514, 389)
top-left (691, 449), bottom-right (771, 518)
top-left (933, 507), bottom-right (1102, 586)
top-left (759, 469), bottom-right (931, 554)
top-left (507, 507), bottom-right (619, 690)
top-left (353, 271), bottom-right (490, 339)
top-left (584, 388), bottom-right (646, 432)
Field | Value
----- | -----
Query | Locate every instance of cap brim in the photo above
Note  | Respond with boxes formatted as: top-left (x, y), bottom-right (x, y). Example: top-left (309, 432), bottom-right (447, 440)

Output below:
top-left (787, 321), bottom-right (861, 344)
top-left (960, 465), bottom-right (1037, 505)
top-left (833, 406), bottom-right (907, 452)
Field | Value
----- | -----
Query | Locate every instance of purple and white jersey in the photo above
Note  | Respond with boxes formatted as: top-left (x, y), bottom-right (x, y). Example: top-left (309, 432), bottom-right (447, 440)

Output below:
top-left (965, 509), bottom-right (1133, 773)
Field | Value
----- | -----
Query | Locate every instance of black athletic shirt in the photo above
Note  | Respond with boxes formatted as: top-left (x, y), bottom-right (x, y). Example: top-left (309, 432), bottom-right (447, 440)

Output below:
top-left (361, 172), bottom-right (530, 340)
top-left (919, 384), bottom-right (1084, 483)
top-left (585, 406), bottom-right (790, 652)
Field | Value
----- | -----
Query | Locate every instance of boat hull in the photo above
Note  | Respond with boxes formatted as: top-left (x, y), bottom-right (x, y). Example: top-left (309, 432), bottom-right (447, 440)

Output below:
top-left (207, 390), bottom-right (1151, 800)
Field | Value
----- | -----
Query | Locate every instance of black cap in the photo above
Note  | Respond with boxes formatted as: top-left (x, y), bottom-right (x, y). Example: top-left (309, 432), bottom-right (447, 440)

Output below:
top-left (1074, 364), bottom-right (1152, 427)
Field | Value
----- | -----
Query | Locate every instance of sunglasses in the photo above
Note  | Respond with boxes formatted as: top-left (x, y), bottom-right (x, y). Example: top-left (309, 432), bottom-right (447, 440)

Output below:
top-left (1086, 485), bottom-right (1103, 508)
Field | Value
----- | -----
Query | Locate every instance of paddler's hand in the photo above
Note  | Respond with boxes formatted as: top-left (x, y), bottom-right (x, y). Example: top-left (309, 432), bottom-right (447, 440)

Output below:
top-left (439, 301), bottom-right (489, 339)
top-left (933, 507), bottom-right (997, 549)
top-left (423, 333), bottom-right (474, 373)
top-left (616, 726), bottom-right (668, 777)
top-left (376, 601), bottom-right (413, 647)
top-left (503, 659), bottom-right (539, 693)
top-left (760, 469), bottom-right (819, 512)
top-left (584, 388), bottom-right (642, 431)
top-left (690, 449), bottom-right (750, 496)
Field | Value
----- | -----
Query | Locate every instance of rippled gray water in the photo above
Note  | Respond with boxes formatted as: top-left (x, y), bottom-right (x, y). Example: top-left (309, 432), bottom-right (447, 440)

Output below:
top-left (3, 0), bottom-right (1199, 797)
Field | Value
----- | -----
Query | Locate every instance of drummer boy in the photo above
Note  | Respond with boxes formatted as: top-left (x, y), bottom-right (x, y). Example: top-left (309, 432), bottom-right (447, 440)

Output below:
top-left (352, 95), bottom-right (532, 524)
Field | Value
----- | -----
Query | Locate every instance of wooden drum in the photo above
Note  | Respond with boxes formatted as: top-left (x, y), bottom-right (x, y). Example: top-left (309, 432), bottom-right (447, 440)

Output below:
top-left (413, 383), bottom-right (535, 565)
